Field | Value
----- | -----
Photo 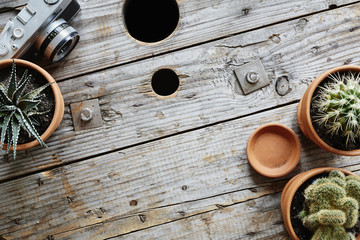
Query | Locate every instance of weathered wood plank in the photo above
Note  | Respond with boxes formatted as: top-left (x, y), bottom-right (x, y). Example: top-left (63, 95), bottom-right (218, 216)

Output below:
top-left (0, 1), bottom-right (25, 10)
top-left (2, 3), bottom-right (360, 180)
top-left (55, 186), bottom-right (287, 240)
top-left (111, 165), bottom-right (360, 240)
top-left (0, 0), bottom-right (357, 81)
top-left (1, 103), bottom-right (360, 239)
top-left (109, 194), bottom-right (286, 240)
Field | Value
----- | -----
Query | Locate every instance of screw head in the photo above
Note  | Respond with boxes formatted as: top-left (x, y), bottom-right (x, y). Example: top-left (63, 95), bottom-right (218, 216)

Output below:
top-left (81, 108), bottom-right (93, 122)
top-left (246, 71), bottom-right (260, 84)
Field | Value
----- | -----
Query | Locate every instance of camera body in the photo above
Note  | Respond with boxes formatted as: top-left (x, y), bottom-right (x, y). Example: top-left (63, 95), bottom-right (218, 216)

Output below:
top-left (0, 0), bottom-right (80, 63)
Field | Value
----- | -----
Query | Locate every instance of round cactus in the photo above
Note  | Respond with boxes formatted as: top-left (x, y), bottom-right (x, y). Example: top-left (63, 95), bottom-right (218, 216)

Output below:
top-left (313, 71), bottom-right (360, 146)
top-left (300, 170), bottom-right (360, 240)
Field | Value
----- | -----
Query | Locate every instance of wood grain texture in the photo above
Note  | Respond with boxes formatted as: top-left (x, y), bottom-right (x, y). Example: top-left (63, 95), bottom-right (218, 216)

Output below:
top-left (0, 0), bottom-right (356, 81)
top-left (0, 1), bottom-right (25, 10)
top-left (2, 3), bottom-right (360, 181)
top-left (109, 194), bottom-right (287, 240)
top-left (1, 1), bottom-right (360, 240)
top-left (1, 103), bottom-right (360, 239)
top-left (68, 194), bottom-right (288, 240)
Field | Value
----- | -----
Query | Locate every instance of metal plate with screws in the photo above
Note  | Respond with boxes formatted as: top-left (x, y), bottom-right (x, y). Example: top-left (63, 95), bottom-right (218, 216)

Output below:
top-left (70, 99), bottom-right (103, 131)
top-left (234, 59), bottom-right (270, 95)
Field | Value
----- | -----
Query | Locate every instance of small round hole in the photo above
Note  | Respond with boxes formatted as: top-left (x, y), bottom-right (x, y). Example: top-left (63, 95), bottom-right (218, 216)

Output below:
top-left (123, 0), bottom-right (180, 43)
top-left (151, 69), bottom-right (179, 96)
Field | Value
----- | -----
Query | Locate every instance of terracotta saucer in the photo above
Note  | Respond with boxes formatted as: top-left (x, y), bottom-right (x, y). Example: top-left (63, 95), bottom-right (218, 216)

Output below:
top-left (246, 123), bottom-right (301, 178)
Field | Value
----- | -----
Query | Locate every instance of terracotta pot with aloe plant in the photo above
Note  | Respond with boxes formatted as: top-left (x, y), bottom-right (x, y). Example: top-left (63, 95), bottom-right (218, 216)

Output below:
top-left (0, 59), bottom-right (64, 159)
top-left (298, 65), bottom-right (360, 155)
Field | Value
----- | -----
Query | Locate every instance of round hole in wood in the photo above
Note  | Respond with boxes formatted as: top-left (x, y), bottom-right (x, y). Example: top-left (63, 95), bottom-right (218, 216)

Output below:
top-left (129, 200), bottom-right (138, 206)
top-left (151, 69), bottom-right (179, 96)
top-left (123, 0), bottom-right (180, 43)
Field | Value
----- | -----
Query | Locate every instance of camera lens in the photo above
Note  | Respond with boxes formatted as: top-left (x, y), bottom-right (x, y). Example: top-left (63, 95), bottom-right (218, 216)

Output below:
top-left (36, 18), bottom-right (79, 63)
top-left (52, 36), bottom-right (78, 62)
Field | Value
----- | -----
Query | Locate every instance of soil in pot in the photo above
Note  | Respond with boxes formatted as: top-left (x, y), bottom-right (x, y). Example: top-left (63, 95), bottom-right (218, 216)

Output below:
top-left (0, 65), bottom-right (55, 144)
top-left (290, 172), bottom-right (360, 239)
top-left (310, 70), bottom-right (360, 151)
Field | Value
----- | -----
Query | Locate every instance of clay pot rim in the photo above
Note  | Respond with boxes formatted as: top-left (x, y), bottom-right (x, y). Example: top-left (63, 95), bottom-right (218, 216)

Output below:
top-left (246, 123), bottom-right (301, 178)
top-left (281, 167), bottom-right (355, 240)
top-left (0, 59), bottom-right (64, 151)
top-left (303, 65), bottom-right (360, 156)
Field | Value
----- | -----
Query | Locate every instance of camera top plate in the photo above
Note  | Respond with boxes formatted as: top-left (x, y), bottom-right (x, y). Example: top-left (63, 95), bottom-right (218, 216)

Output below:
top-left (0, 0), bottom-right (80, 61)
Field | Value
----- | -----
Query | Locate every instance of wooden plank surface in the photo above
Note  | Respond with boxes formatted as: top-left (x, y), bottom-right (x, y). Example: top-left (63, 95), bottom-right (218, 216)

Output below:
top-left (1, 103), bottom-right (360, 239)
top-left (2, 3), bottom-right (360, 181)
top-left (0, 1), bottom-right (25, 10)
top-left (2, 1), bottom-right (360, 239)
top-left (66, 194), bottom-right (288, 240)
top-left (42, 0), bottom-right (360, 80)
top-left (0, 0), bottom-right (357, 81)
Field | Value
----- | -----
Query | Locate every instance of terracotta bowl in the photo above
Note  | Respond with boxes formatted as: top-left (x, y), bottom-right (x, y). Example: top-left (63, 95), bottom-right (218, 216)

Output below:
top-left (247, 123), bottom-right (301, 178)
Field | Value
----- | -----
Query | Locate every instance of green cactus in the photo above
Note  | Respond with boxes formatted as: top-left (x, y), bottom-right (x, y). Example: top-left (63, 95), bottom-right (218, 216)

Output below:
top-left (0, 60), bottom-right (51, 159)
top-left (300, 170), bottom-right (360, 240)
top-left (312, 226), bottom-right (355, 240)
top-left (313, 71), bottom-right (360, 146)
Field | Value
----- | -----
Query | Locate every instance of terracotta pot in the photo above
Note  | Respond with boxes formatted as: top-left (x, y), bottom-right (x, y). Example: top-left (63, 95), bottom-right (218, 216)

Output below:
top-left (247, 123), bottom-right (301, 178)
top-left (0, 59), bottom-right (64, 151)
top-left (297, 65), bottom-right (360, 156)
top-left (281, 167), bottom-right (360, 240)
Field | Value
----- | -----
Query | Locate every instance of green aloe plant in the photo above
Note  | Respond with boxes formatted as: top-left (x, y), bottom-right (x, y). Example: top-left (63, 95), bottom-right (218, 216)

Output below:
top-left (313, 71), bottom-right (360, 146)
top-left (0, 60), bottom-right (51, 159)
top-left (300, 170), bottom-right (360, 240)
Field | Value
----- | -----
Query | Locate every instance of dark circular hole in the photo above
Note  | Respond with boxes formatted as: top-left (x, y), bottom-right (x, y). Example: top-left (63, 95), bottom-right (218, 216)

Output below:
top-left (151, 69), bottom-right (179, 96)
top-left (123, 0), bottom-right (180, 43)
top-left (129, 200), bottom-right (138, 206)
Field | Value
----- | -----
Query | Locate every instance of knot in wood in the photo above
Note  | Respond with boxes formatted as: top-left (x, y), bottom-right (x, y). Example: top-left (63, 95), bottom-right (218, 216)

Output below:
top-left (276, 76), bottom-right (292, 96)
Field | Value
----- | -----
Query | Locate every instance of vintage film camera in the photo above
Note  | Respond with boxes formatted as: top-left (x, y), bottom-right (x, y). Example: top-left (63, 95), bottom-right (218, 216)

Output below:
top-left (0, 0), bottom-right (80, 63)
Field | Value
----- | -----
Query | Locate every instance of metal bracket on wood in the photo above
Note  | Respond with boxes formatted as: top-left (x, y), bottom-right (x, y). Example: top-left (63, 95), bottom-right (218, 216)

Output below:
top-left (70, 99), bottom-right (103, 131)
top-left (234, 59), bottom-right (270, 95)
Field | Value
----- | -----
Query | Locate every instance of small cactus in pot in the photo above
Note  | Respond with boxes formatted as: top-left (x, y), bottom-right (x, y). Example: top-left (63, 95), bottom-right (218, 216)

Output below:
top-left (300, 170), bottom-right (360, 240)
top-left (298, 65), bottom-right (360, 155)
top-left (0, 60), bottom-right (52, 159)
top-left (313, 71), bottom-right (360, 146)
